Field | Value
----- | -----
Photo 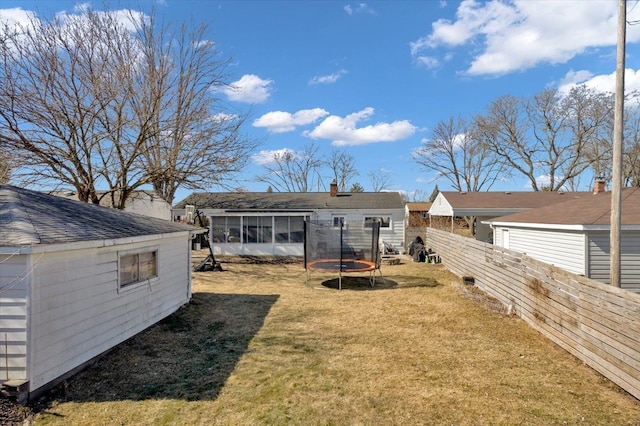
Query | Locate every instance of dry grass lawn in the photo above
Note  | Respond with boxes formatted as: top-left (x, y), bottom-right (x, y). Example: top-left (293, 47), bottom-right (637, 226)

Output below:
top-left (32, 255), bottom-right (640, 425)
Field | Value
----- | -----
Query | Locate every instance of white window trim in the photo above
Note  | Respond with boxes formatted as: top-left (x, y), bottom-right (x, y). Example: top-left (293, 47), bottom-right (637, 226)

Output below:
top-left (117, 246), bottom-right (159, 293)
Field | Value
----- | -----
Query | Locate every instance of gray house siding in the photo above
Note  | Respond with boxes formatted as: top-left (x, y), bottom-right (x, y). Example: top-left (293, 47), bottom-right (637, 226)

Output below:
top-left (587, 231), bottom-right (640, 293)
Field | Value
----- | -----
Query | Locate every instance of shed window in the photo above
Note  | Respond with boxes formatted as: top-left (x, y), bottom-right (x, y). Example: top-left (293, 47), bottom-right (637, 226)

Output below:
top-left (119, 250), bottom-right (157, 289)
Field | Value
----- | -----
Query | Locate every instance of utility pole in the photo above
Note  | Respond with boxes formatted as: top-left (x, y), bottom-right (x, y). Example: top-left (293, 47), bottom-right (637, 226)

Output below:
top-left (610, 0), bottom-right (626, 288)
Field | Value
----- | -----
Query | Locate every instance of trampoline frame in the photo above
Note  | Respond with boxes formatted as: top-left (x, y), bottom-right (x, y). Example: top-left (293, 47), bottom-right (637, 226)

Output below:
top-left (304, 220), bottom-right (382, 290)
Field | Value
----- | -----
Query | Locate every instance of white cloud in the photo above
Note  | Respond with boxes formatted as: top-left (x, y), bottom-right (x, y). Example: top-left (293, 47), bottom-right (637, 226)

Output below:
top-left (0, 7), bottom-right (38, 34)
top-left (309, 69), bottom-right (348, 85)
top-left (221, 74), bottom-right (273, 104)
top-left (415, 56), bottom-right (440, 69)
top-left (252, 148), bottom-right (296, 166)
top-left (558, 68), bottom-right (640, 97)
top-left (412, 0), bottom-right (640, 76)
top-left (344, 3), bottom-right (375, 15)
top-left (253, 108), bottom-right (329, 133)
top-left (1, 6), bottom-right (147, 53)
top-left (304, 107), bottom-right (416, 146)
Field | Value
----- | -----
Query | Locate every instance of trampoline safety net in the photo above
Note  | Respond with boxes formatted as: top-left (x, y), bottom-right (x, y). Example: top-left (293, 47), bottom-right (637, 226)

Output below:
top-left (304, 219), bottom-right (381, 271)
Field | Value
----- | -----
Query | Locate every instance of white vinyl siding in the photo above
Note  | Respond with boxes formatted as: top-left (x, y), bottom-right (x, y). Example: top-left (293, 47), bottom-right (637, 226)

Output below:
top-left (319, 209), bottom-right (404, 254)
top-left (494, 226), bottom-right (586, 275)
top-left (0, 254), bottom-right (29, 383)
top-left (588, 231), bottom-right (640, 293)
top-left (27, 234), bottom-right (190, 392)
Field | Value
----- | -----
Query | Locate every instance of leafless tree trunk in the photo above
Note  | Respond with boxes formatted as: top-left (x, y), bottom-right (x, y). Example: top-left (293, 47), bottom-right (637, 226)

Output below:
top-left (0, 145), bottom-right (11, 184)
top-left (413, 116), bottom-right (507, 192)
top-left (256, 143), bottom-right (324, 192)
top-left (326, 148), bottom-right (358, 192)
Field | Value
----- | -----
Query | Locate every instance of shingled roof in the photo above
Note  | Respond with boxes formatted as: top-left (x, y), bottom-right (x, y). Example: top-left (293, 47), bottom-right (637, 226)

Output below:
top-left (1, 185), bottom-right (198, 246)
top-left (487, 187), bottom-right (640, 227)
top-left (173, 191), bottom-right (405, 211)
top-left (437, 191), bottom-right (589, 209)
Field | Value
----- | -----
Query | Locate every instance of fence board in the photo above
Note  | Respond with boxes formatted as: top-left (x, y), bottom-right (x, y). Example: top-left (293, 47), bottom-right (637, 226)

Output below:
top-left (426, 228), bottom-right (640, 401)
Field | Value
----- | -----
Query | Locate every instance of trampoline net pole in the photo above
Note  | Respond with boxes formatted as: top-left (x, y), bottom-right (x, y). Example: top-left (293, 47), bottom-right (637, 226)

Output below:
top-left (339, 219), bottom-right (343, 290)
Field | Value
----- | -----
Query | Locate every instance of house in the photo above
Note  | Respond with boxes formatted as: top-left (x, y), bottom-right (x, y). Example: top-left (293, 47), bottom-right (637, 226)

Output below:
top-left (51, 189), bottom-right (172, 220)
top-left (0, 185), bottom-right (201, 401)
top-left (429, 190), bottom-right (590, 242)
top-left (173, 183), bottom-right (406, 256)
top-left (485, 186), bottom-right (640, 293)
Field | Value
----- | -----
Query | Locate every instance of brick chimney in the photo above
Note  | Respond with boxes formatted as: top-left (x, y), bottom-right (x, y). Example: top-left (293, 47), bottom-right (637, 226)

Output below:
top-left (330, 180), bottom-right (338, 197)
top-left (593, 177), bottom-right (606, 194)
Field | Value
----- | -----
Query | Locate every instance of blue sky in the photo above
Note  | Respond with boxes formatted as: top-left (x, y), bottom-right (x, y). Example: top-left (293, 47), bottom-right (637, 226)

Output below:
top-left (3, 1), bottom-right (640, 202)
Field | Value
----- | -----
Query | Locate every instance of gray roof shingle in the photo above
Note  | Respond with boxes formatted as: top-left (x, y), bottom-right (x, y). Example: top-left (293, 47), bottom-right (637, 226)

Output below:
top-left (1, 185), bottom-right (198, 246)
top-left (487, 187), bottom-right (640, 226)
top-left (173, 191), bottom-right (405, 211)
top-left (438, 191), bottom-right (590, 210)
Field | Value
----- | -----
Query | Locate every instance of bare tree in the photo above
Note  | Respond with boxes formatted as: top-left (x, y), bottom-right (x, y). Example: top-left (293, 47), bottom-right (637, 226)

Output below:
top-left (623, 104), bottom-right (640, 186)
top-left (256, 143), bottom-right (324, 192)
top-left (477, 88), bottom-right (611, 192)
top-left (0, 144), bottom-right (10, 184)
top-left (368, 168), bottom-right (392, 192)
top-left (413, 116), bottom-right (507, 192)
top-left (349, 182), bottom-right (365, 192)
top-left (475, 95), bottom-right (538, 189)
top-left (0, 6), bottom-right (253, 207)
top-left (556, 86), bottom-right (613, 191)
top-left (135, 17), bottom-right (258, 203)
top-left (326, 147), bottom-right (358, 192)
top-left (1, 10), bottom-right (135, 204)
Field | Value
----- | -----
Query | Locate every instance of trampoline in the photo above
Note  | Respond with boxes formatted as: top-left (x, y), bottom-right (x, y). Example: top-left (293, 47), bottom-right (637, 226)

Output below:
top-left (304, 219), bottom-right (382, 290)
top-left (306, 259), bottom-right (378, 273)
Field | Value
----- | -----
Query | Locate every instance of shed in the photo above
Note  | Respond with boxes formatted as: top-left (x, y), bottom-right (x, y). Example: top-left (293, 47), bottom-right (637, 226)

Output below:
top-left (429, 191), bottom-right (589, 242)
top-left (173, 184), bottom-right (406, 256)
top-left (0, 185), bottom-right (201, 400)
top-left (485, 187), bottom-right (640, 293)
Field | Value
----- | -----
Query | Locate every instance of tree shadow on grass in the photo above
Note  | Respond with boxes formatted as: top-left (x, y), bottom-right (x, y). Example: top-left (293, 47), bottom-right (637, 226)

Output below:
top-left (35, 292), bottom-right (278, 407)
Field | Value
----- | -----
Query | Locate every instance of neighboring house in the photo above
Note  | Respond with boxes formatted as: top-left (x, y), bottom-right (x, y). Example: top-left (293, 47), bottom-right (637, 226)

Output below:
top-left (52, 189), bottom-right (172, 220)
top-left (429, 190), bottom-right (590, 242)
top-left (485, 186), bottom-right (640, 293)
top-left (173, 183), bottom-right (406, 256)
top-left (0, 185), bottom-right (201, 401)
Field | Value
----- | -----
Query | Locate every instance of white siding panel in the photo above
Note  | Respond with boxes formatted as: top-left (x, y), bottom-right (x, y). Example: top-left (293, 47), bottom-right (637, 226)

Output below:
top-left (0, 254), bottom-right (29, 382)
top-left (428, 193), bottom-right (453, 216)
top-left (588, 231), bottom-right (640, 293)
top-left (315, 209), bottom-right (405, 253)
top-left (495, 226), bottom-right (586, 275)
top-left (28, 234), bottom-right (191, 392)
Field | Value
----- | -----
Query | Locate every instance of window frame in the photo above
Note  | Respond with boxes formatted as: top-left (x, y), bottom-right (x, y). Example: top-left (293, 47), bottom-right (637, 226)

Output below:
top-left (363, 216), bottom-right (391, 229)
top-left (118, 247), bottom-right (159, 293)
top-left (332, 216), bottom-right (345, 228)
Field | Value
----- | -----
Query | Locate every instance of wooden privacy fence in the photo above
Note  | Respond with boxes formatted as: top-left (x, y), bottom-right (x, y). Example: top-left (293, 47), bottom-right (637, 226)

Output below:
top-left (426, 228), bottom-right (640, 401)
